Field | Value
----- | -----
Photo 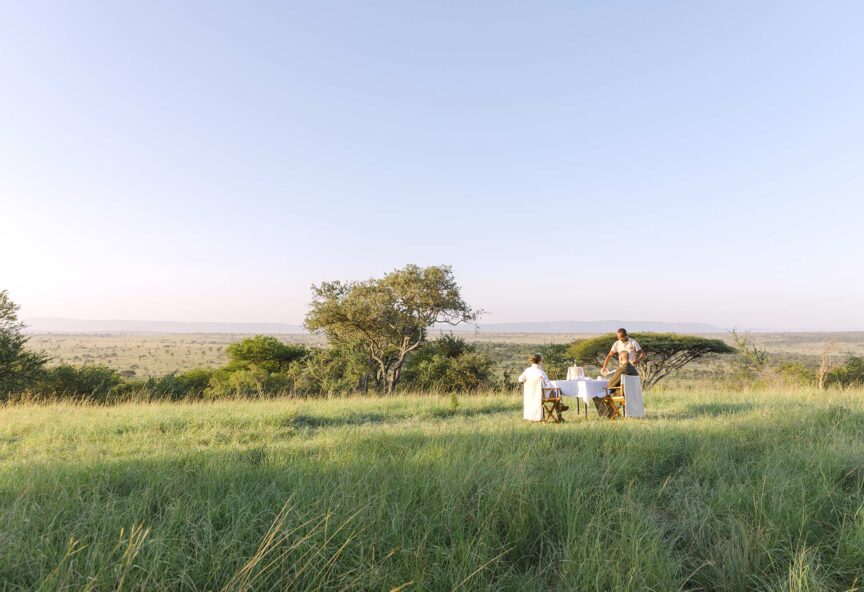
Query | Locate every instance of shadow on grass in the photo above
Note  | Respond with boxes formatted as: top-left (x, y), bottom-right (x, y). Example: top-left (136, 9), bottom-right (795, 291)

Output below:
top-left (684, 402), bottom-right (757, 417)
top-left (288, 403), bottom-right (519, 429)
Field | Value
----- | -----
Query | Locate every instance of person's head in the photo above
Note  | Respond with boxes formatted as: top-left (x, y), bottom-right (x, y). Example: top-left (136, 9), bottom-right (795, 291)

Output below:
top-left (530, 353), bottom-right (542, 365)
top-left (617, 328), bottom-right (628, 342)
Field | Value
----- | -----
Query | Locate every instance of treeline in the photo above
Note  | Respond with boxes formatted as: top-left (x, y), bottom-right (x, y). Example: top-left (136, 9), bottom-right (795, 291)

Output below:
top-left (4, 264), bottom-right (864, 403)
top-left (1, 266), bottom-right (497, 402)
top-left (16, 333), bottom-right (861, 404)
top-left (531, 335), bottom-right (864, 391)
top-left (7, 334), bottom-right (498, 403)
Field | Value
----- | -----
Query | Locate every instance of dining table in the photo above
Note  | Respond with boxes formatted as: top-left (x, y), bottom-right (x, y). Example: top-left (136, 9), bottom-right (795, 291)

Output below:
top-left (550, 378), bottom-right (609, 417)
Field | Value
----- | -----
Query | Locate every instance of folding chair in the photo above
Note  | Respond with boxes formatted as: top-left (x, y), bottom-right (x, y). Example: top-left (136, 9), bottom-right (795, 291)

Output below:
top-left (542, 386), bottom-right (566, 423)
top-left (602, 383), bottom-right (626, 420)
top-left (602, 375), bottom-right (645, 419)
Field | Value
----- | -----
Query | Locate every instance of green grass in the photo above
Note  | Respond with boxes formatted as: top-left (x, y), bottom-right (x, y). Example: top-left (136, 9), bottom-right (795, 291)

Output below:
top-left (2, 388), bottom-right (863, 591)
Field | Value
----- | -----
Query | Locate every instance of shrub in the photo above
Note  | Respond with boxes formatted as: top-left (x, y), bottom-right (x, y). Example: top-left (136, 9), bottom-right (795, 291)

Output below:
top-left (205, 368), bottom-right (293, 399)
top-left (292, 345), bottom-right (373, 395)
top-left (402, 335), bottom-right (494, 392)
top-left (36, 364), bottom-right (123, 401)
top-left (825, 356), bottom-right (864, 388)
top-left (225, 336), bottom-right (308, 373)
top-left (536, 343), bottom-right (569, 381)
top-left (142, 368), bottom-right (215, 401)
top-left (776, 362), bottom-right (817, 386)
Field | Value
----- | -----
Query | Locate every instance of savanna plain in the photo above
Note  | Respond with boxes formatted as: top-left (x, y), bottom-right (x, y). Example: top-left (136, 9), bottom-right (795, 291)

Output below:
top-left (3, 384), bottom-right (864, 591)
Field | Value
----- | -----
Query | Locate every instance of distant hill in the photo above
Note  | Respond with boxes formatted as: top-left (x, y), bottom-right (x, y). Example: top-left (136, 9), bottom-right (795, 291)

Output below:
top-left (23, 318), bottom-right (305, 334)
top-left (23, 317), bottom-right (722, 335)
top-left (456, 320), bottom-right (724, 334)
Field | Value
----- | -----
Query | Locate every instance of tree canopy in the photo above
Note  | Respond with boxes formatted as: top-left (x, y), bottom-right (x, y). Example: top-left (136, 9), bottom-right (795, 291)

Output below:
top-left (567, 332), bottom-right (734, 389)
top-left (305, 265), bottom-right (479, 393)
top-left (225, 335), bottom-right (308, 373)
top-left (0, 290), bottom-right (48, 399)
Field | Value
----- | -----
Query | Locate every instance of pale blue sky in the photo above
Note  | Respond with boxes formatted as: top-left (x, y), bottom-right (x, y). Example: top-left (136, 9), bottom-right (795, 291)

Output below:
top-left (2, 1), bottom-right (863, 330)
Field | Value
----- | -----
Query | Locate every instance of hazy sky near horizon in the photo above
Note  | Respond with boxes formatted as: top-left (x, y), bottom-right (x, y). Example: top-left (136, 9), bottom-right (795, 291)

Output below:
top-left (2, 1), bottom-right (863, 331)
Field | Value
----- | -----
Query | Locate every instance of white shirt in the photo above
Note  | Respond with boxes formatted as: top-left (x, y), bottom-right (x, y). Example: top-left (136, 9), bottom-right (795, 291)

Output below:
top-left (609, 338), bottom-right (642, 363)
top-left (518, 364), bottom-right (553, 387)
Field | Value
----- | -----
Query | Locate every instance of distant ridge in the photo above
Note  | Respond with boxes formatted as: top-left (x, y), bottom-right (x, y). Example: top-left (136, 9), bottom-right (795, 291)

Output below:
top-left (23, 317), bottom-right (305, 334)
top-left (457, 320), bottom-right (723, 334)
top-left (23, 317), bottom-right (722, 335)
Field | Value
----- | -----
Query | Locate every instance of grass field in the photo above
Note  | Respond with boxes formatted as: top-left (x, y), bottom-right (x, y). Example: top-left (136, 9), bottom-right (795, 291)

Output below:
top-left (2, 388), bottom-right (863, 591)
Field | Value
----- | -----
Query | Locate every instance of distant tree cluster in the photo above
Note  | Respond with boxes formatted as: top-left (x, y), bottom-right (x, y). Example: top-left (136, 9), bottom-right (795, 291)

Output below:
top-left (1, 267), bottom-right (497, 402)
top-left (5, 266), bottom-right (864, 402)
top-left (4, 332), bottom-right (498, 403)
top-left (777, 356), bottom-right (864, 388)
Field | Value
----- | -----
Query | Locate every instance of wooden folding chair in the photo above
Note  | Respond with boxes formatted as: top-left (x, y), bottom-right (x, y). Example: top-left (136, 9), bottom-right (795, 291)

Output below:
top-left (602, 383), bottom-right (626, 420)
top-left (542, 386), bottom-right (566, 423)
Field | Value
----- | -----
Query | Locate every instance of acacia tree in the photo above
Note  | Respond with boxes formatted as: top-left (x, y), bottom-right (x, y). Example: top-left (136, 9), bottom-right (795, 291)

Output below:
top-left (304, 265), bottom-right (480, 394)
top-left (0, 290), bottom-right (48, 399)
top-left (567, 332), bottom-right (734, 389)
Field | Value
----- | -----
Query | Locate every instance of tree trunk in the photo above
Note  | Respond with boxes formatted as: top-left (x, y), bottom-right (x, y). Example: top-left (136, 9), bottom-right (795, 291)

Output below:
top-left (385, 368), bottom-right (398, 395)
top-left (386, 353), bottom-right (409, 395)
top-left (375, 359), bottom-right (390, 394)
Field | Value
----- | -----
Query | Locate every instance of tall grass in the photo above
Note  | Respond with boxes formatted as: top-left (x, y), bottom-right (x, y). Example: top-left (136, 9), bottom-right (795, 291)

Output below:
top-left (1, 387), bottom-right (863, 591)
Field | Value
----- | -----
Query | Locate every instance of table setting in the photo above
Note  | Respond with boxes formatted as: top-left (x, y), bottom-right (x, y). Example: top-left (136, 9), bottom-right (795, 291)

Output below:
top-left (548, 366), bottom-right (615, 416)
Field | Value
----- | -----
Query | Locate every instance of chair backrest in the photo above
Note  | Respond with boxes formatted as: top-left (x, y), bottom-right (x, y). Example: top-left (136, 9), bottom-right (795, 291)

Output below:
top-left (523, 376), bottom-right (544, 421)
top-left (621, 375), bottom-right (645, 417)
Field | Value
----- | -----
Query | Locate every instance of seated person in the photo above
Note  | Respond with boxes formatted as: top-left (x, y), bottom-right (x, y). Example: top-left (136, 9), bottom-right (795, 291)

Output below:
top-left (595, 328), bottom-right (644, 417)
top-left (518, 354), bottom-right (569, 419)
top-left (518, 353), bottom-right (554, 386)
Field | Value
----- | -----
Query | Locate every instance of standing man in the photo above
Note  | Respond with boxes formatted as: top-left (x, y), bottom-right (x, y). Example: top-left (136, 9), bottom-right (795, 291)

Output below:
top-left (595, 328), bottom-right (645, 416)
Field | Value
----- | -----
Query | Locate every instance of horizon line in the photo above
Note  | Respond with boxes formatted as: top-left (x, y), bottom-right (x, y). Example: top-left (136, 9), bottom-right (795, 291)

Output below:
top-left (21, 316), bottom-right (864, 334)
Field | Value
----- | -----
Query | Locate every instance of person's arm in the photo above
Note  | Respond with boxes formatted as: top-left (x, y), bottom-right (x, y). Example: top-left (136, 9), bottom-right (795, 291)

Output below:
top-left (632, 341), bottom-right (645, 366)
top-left (601, 348), bottom-right (615, 373)
top-left (518, 369), bottom-right (528, 383)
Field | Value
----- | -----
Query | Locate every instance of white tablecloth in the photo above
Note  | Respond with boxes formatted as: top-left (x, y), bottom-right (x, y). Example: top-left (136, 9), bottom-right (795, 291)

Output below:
top-left (551, 379), bottom-right (609, 405)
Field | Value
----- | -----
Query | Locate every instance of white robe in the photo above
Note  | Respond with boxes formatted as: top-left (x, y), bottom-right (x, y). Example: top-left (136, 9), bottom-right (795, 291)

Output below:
top-left (519, 364), bottom-right (553, 422)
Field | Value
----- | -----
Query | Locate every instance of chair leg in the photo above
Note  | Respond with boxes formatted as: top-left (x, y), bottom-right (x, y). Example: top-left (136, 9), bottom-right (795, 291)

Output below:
top-left (542, 401), bottom-right (562, 423)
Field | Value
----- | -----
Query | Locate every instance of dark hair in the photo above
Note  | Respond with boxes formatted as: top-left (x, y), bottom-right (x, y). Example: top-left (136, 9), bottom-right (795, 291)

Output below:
top-left (617, 328), bottom-right (627, 336)
top-left (530, 353), bottom-right (542, 364)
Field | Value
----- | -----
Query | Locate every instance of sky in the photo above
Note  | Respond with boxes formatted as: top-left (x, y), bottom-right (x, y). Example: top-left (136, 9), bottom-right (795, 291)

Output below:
top-left (1, 1), bottom-right (863, 331)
